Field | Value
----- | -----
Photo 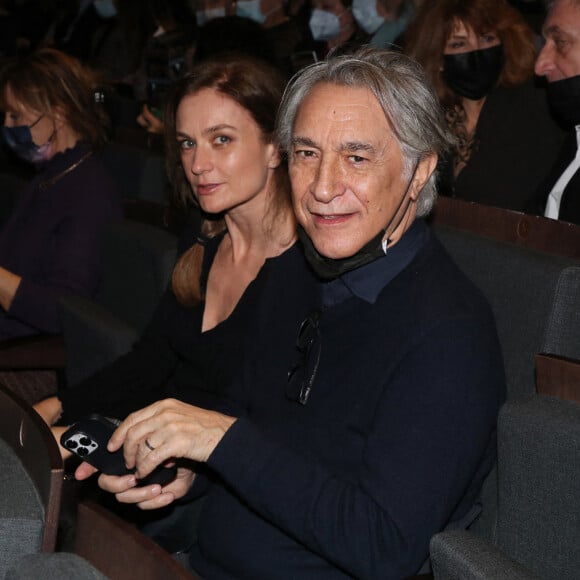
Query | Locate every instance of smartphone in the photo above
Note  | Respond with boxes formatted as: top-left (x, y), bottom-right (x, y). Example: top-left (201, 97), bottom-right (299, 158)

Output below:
top-left (60, 414), bottom-right (177, 487)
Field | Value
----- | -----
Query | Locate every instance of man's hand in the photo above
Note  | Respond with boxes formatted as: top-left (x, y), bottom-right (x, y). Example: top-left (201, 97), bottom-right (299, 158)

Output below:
top-left (108, 398), bottom-right (237, 481)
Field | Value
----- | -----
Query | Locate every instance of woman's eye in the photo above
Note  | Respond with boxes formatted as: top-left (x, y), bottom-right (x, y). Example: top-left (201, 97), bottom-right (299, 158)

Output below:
top-left (447, 40), bottom-right (464, 50)
top-left (482, 33), bottom-right (498, 44)
top-left (179, 139), bottom-right (195, 150)
top-left (214, 135), bottom-right (231, 145)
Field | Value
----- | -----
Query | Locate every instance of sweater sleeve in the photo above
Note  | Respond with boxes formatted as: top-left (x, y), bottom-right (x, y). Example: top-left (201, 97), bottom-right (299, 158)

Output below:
top-left (206, 315), bottom-right (504, 579)
top-left (7, 178), bottom-right (121, 333)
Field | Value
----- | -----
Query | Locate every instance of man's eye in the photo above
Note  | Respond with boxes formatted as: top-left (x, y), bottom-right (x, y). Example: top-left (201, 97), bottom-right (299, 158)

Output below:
top-left (349, 155), bottom-right (367, 164)
top-left (295, 149), bottom-right (315, 159)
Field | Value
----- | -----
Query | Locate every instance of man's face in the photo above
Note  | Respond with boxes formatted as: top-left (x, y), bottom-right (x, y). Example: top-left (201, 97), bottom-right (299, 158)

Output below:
top-left (535, 0), bottom-right (580, 81)
top-left (289, 83), bottom-right (426, 260)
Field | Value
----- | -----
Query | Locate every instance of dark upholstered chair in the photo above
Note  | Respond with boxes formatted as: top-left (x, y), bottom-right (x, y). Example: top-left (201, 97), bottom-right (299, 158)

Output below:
top-left (431, 395), bottom-right (580, 580)
top-left (0, 383), bottom-right (63, 576)
top-left (101, 142), bottom-right (168, 204)
top-left (430, 198), bottom-right (580, 543)
top-left (60, 220), bottom-right (177, 387)
top-left (6, 500), bottom-right (197, 580)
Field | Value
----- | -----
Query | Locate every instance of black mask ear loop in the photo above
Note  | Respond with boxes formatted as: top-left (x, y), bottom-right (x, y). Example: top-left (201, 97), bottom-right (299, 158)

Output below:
top-left (381, 160), bottom-right (420, 254)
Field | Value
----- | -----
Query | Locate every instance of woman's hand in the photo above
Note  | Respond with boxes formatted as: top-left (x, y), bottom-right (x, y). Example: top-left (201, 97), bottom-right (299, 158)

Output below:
top-left (33, 396), bottom-right (63, 426)
top-left (75, 461), bottom-right (196, 510)
top-left (108, 398), bottom-right (236, 481)
top-left (52, 425), bottom-right (73, 460)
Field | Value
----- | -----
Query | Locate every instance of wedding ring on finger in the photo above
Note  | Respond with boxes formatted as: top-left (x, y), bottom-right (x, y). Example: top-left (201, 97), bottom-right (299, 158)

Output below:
top-left (145, 438), bottom-right (155, 452)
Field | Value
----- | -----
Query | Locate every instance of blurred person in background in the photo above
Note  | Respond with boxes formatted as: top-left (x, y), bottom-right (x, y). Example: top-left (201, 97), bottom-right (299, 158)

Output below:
top-left (352, 0), bottom-right (416, 48)
top-left (405, 0), bottom-right (565, 211)
top-left (528, 0), bottom-right (580, 224)
top-left (0, 48), bottom-right (121, 401)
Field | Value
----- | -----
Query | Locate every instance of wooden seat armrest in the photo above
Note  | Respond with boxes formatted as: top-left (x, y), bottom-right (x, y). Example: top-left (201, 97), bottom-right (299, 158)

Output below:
top-left (535, 353), bottom-right (580, 403)
top-left (0, 334), bottom-right (66, 369)
top-left (74, 500), bottom-right (198, 579)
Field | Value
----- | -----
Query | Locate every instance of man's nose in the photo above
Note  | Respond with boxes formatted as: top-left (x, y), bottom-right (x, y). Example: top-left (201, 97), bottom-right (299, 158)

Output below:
top-left (535, 41), bottom-right (556, 78)
top-left (310, 156), bottom-right (343, 202)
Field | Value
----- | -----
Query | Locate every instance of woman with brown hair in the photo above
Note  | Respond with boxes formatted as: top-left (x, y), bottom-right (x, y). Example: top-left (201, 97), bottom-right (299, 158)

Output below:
top-left (404, 0), bottom-right (565, 211)
top-left (35, 54), bottom-right (305, 455)
top-left (0, 48), bottom-right (121, 343)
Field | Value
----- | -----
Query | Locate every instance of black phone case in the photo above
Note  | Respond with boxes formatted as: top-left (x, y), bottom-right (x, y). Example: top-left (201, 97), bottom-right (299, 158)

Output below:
top-left (60, 414), bottom-right (177, 487)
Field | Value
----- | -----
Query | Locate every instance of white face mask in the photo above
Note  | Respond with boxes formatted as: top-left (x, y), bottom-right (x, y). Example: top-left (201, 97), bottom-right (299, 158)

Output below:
top-left (309, 8), bottom-right (341, 41)
top-left (196, 6), bottom-right (226, 26)
top-left (352, 0), bottom-right (383, 34)
top-left (236, 0), bottom-right (266, 23)
top-left (93, 0), bottom-right (117, 19)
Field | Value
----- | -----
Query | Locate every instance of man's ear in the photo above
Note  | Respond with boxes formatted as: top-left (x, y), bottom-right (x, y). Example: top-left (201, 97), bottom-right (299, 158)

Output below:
top-left (409, 153), bottom-right (437, 201)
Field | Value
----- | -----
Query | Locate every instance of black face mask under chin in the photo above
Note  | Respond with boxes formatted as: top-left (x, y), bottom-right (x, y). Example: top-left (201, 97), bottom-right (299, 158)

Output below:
top-left (298, 164), bottom-right (418, 280)
top-left (547, 74), bottom-right (580, 128)
top-left (442, 44), bottom-right (503, 101)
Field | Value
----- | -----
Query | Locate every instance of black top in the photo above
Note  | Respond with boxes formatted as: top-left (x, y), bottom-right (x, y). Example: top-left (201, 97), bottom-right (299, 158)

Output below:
top-left (439, 82), bottom-right (565, 212)
top-left (59, 227), bottom-right (304, 424)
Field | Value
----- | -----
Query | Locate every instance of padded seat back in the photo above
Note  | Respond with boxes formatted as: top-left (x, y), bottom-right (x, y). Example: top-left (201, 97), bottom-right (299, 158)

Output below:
top-left (95, 221), bottom-right (177, 331)
top-left (0, 439), bottom-right (44, 578)
top-left (101, 142), bottom-right (168, 204)
top-left (0, 383), bottom-right (63, 574)
top-left (432, 224), bottom-right (580, 543)
top-left (61, 220), bottom-right (177, 386)
top-left (433, 226), bottom-right (580, 400)
top-left (496, 396), bottom-right (580, 579)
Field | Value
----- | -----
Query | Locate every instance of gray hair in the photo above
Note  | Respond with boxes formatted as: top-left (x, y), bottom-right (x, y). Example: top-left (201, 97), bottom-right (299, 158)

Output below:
top-left (277, 47), bottom-right (455, 217)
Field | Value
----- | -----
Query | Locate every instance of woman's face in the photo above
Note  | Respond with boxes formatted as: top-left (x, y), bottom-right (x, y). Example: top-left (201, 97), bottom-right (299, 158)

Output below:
top-left (444, 19), bottom-right (500, 54)
top-left (3, 87), bottom-right (55, 150)
top-left (176, 88), bottom-right (279, 216)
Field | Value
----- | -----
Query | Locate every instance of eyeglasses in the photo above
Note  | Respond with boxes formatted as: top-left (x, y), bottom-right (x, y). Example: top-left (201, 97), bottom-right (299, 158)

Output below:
top-left (287, 310), bottom-right (321, 405)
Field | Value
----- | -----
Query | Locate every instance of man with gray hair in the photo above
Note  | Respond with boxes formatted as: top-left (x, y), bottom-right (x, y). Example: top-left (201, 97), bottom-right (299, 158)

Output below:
top-left (531, 0), bottom-right (580, 223)
top-left (83, 48), bottom-right (505, 579)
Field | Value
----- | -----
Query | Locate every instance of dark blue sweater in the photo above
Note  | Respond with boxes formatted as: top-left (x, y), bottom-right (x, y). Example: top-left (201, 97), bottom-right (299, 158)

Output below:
top-left (189, 220), bottom-right (505, 579)
top-left (0, 143), bottom-right (121, 337)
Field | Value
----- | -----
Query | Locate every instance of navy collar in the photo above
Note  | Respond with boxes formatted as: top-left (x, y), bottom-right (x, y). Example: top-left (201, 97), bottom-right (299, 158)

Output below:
top-left (321, 219), bottom-right (429, 309)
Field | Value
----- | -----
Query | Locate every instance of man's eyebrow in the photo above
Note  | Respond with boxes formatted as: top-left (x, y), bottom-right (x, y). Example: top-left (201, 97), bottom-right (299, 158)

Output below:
top-left (341, 141), bottom-right (377, 154)
top-left (543, 24), bottom-right (567, 37)
top-left (290, 137), bottom-right (377, 154)
top-left (291, 136), bottom-right (318, 148)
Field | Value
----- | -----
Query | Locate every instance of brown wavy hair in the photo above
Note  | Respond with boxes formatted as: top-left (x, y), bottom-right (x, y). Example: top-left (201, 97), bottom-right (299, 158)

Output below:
top-left (164, 53), bottom-right (292, 307)
top-left (0, 48), bottom-right (109, 150)
top-left (404, 0), bottom-right (537, 111)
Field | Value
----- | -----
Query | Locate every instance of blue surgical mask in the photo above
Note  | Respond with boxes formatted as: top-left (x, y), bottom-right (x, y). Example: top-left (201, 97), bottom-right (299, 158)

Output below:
top-left (236, 0), bottom-right (266, 23)
top-left (93, 0), bottom-right (117, 19)
top-left (352, 0), bottom-right (383, 34)
top-left (196, 6), bottom-right (226, 26)
top-left (1, 116), bottom-right (54, 165)
top-left (309, 9), bottom-right (341, 41)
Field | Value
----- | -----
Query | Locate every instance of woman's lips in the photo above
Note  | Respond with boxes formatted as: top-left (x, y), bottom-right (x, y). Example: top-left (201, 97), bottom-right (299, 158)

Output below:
top-left (196, 183), bottom-right (221, 195)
